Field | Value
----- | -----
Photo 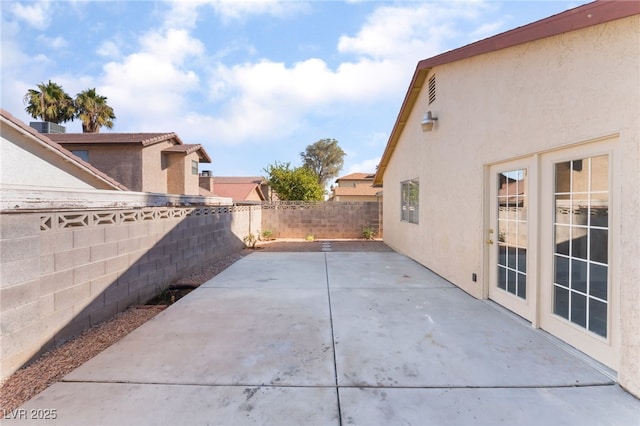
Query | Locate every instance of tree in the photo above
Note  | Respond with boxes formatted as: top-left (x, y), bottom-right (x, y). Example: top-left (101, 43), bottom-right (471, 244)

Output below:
top-left (300, 138), bottom-right (345, 187)
top-left (23, 80), bottom-right (75, 124)
top-left (75, 88), bottom-right (116, 133)
top-left (263, 162), bottom-right (324, 201)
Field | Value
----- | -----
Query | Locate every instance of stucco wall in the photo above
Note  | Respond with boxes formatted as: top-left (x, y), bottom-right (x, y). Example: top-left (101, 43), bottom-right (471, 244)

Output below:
top-left (0, 205), bottom-right (260, 381)
top-left (261, 201), bottom-right (381, 239)
top-left (183, 152), bottom-right (200, 196)
top-left (143, 141), bottom-right (172, 194)
top-left (60, 144), bottom-right (143, 191)
top-left (1, 127), bottom-right (108, 190)
top-left (382, 16), bottom-right (639, 394)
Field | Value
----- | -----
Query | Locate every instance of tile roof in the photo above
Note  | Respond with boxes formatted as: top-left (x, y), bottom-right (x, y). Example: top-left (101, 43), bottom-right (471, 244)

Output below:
top-left (48, 132), bottom-right (182, 146)
top-left (212, 176), bottom-right (265, 184)
top-left (212, 182), bottom-right (265, 201)
top-left (0, 109), bottom-right (128, 191)
top-left (336, 172), bottom-right (375, 182)
top-left (373, 0), bottom-right (640, 186)
top-left (162, 144), bottom-right (212, 163)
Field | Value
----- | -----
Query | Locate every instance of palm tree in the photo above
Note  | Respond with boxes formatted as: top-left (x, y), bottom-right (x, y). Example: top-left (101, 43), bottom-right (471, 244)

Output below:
top-left (23, 80), bottom-right (75, 124)
top-left (75, 88), bottom-right (116, 133)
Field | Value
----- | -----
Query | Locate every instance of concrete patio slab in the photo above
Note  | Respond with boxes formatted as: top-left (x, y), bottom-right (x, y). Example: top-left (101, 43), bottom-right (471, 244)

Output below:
top-left (339, 386), bottom-right (640, 426)
top-left (202, 252), bottom-right (327, 289)
top-left (326, 252), bottom-right (453, 289)
top-left (331, 287), bottom-right (614, 387)
top-left (65, 286), bottom-right (335, 386)
top-left (16, 382), bottom-right (339, 425)
top-left (14, 251), bottom-right (640, 425)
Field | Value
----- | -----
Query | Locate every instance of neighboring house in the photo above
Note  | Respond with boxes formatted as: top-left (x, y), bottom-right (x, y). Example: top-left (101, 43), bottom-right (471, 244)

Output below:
top-left (45, 132), bottom-right (211, 196)
top-left (1, 109), bottom-right (126, 191)
top-left (199, 175), bottom-right (267, 203)
top-left (373, 2), bottom-right (640, 397)
top-left (329, 172), bottom-right (380, 202)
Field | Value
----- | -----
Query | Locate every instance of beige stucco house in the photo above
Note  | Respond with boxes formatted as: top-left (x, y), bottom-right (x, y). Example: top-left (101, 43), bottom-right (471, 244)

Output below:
top-left (374, 2), bottom-right (640, 397)
top-left (46, 132), bottom-right (211, 196)
top-left (329, 173), bottom-right (380, 202)
top-left (1, 109), bottom-right (126, 192)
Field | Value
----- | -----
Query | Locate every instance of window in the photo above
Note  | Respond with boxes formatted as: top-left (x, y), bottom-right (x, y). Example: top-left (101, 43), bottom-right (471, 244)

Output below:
top-left (191, 160), bottom-right (198, 175)
top-left (71, 150), bottom-right (89, 162)
top-left (401, 179), bottom-right (419, 224)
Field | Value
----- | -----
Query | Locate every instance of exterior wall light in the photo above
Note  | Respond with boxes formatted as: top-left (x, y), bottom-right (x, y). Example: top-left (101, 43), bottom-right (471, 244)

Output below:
top-left (421, 111), bottom-right (438, 132)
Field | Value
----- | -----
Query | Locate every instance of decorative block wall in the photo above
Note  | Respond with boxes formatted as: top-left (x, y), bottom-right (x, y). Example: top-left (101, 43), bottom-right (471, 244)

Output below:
top-left (261, 201), bottom-right (382, 239)
top-left (0, 205), bottom-right (260, 381)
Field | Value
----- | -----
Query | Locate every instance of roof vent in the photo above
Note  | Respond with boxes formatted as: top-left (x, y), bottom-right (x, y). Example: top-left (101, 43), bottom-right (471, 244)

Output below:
top-left (428, 74), bottom-right (436, 105)
top-left (30, 122), bottom-right (66, 134)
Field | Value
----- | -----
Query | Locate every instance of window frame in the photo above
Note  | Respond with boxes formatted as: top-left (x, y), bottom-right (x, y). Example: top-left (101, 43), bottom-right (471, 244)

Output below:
top-left (71, 150), bottom-right (89, 163)
top-left (401, 179), bottom-right (420, 224)
top-left (191, 160), bottom-right (199, 175)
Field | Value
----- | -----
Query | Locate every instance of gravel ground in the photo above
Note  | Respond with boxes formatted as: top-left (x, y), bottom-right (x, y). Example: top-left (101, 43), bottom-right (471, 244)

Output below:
top-left (0, 239), bottom-right (390, 411)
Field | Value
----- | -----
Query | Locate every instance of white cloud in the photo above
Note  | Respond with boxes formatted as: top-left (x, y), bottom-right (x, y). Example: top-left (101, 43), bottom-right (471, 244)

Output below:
top-left (470, 20), bottom-right (505, 41)
top-left (347, 158), bottom-right (380, 175)
top-left (200, 1), bottom-right (489, 145)
top-left (99, 29), bottom-right (203, 127)
top-left (36, 35), bottom-right (68, 49)
top-left (140, 29), bottom-right (204, 64)
top-left (9, 1), bottom-right (51, 30)
top-left (97, 41), bottom-right (121, 58)
top-left (163, 0), bottom-right (308, 28)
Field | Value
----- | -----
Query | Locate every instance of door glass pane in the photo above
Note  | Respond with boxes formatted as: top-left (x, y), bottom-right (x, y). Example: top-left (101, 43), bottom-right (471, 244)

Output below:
top-left (571, 227), bottom-right (588, 259)
top-left (590, 155), bottom-right (608, 192)
top-left (571, 292), bottom-right (587, 328)
top-left (589, 263), bottom-right (608, 301)
top-left (589, 299), bottom-right (607, 337)
top-left (554, 286), bottom-right (569, 319)
top-left (555, 225), bottom-right (570, 255)
top-left (496, 169), bottom-right (527, 300)
top-left (571, 259), bottom-right (587, 293)
top-left (555, 162), bottom-right (571, 193)
top-left (590, 228), bottom-right (608, 264)
top-left (553, 155), bottom-right (608, 338)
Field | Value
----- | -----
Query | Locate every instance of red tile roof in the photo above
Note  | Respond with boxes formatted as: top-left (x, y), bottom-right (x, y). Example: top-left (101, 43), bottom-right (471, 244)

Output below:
top-left (212, 176), bottom-right (265, 184)
top-left (212, 183), bottom-right (265, 201)
top-left (48, 132), bottom-right (183, 146)
top-left (336, 172), bottom-right (375, 182)
top-left (162, 144), bottom-right (212, 163)
top-left (0, 109), bottom-right (128, 191)
top-left (373, 1), bottom-right (640, 186)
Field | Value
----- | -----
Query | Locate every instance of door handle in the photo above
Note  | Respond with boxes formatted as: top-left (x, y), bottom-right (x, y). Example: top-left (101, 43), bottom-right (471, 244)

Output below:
top-left (486, 239), bottom-right (494, 245)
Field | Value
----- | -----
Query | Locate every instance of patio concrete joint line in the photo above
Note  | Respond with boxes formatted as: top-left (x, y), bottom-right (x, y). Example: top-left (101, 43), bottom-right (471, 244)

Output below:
top-left (324, 252), bottom-right (342, 426)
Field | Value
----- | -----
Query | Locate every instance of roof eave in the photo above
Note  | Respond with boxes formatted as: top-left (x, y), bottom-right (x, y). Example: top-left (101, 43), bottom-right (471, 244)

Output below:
top-left (372, 1), bottom-right (640, 188)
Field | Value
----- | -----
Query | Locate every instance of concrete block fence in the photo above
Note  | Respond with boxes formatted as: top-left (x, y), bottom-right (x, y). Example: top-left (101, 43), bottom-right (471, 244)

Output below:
top-left (0, 205), bottom-right (260, 380)
top-left (261, 201), bottom-right (382, 239)
top-left (1, 200), bottom-right (381, 381)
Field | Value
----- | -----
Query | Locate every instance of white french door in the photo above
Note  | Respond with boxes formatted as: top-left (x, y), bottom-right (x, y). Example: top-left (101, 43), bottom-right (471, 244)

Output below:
top-left (539, 142), bottom-right (619, 370)
top-left (486, 137), bottom-right (619, 370)
top-left (488, 158), bottom-right (536, 322)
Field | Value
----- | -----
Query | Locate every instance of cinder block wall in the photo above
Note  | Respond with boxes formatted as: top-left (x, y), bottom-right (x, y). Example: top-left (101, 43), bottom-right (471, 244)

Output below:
top-left (0, 205), bottom-right (260, 380)
top-left (261, 201), bottom-right (381, 239)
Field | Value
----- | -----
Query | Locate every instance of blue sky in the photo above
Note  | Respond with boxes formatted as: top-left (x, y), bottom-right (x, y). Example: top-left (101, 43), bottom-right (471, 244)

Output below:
top-left (1, 0), bottom-right (587, 179)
